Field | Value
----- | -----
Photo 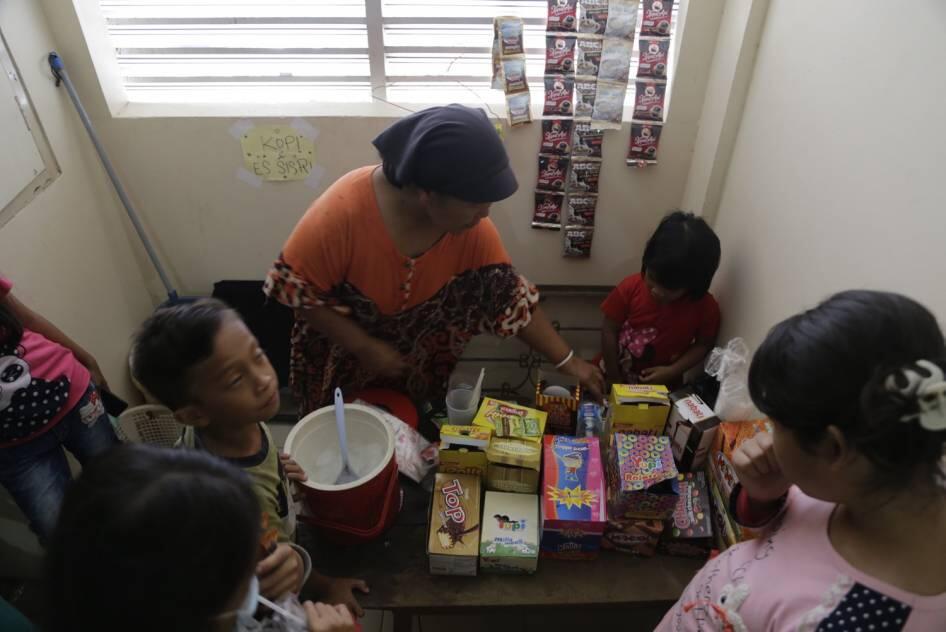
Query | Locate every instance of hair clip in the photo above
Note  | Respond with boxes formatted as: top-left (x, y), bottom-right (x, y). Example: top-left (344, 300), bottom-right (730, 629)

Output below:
top-left (885, 360), bottom-right (946, 431)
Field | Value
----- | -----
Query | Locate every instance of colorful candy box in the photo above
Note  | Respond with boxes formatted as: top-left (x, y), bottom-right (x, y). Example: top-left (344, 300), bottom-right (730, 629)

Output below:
top-left (541, 436), bottom-right (607, 559)
top-left (608, 433), bottom-right (679, 520)
top-left (658, 471), bottom-right (713, 558)
top-left (602, 518), bottom-right (663, 557)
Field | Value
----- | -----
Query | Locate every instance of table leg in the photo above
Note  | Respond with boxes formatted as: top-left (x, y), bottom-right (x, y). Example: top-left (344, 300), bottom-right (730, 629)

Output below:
top-left (392, 611), bottom-right (412, 632)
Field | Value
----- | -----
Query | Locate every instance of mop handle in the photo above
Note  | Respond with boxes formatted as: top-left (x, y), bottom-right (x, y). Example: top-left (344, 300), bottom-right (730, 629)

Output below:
top-left (47, 52), bottom-right (178, 303)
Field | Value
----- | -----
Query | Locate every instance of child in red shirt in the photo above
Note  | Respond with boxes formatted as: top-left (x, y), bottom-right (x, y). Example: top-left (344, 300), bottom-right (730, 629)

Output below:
top-left (600, 211), bottom-right (721, 388)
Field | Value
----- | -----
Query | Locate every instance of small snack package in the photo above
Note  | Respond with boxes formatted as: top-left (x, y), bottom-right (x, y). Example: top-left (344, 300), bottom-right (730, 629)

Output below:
top-left (591, 79), bottom-right (627, 129)
top-left (540, 119), bottom-right (574, 155)
top-left (641, 0), bottom-right (675, 37)
top-left (602, 518), bottom-right (663, 556)
top-left (575, 36), bottom-right (603, 78)
top-left (565, 194), bottom-right (598, 227)
top-left (546, 0), bottom-right (578, 33)
top-left (637, 36), bottom-right (671, 78)
top-left (627, 120), bottom-right (663, 167)
top-left (487, 437), bottom-right (543, 494)
top-left (658, 471), bottom-right (713, 559)
top-left (572, 122), bottom-right (604, 158)
top-left (506, 92), bottom-right (532, 126)
top-left (577, 401), bottom-right (605, 438)
top-left (633, 78), bottom-right (667, 121)
top-left (537, 154), bottom-right (570, 193)
top-left (543, 75), bottom-right (575, 117)
top-left (545, 34), bottom-right (576, 75)
top-left (708, 420), bottom-right (773, 509)
top-left (480, 491), bottom-right (540, 573)
top-left (532, 191), bottom-right (565, 229)
top-left (608, 433), bottom-right (680, 521)
top-left (563, 227), bottom-right (594, 257)
top-left (608, 384), bottom-right (671, 435)
top-left (427, 473), bottom-right (482, 576)
top-left (496, 16), bottom-right (525, 56)
top-left (534, 369), bottom-right (581, 435)
top-left (665, 389), bottom-right (721, 471)
top-left (604, 0), bottom-right (641, 40)
top-left (491, 38), bottom-right (503, 90)
top-left (574, 79), bottom-right (597, 119)
top-left (438, 424), bottom-right (492, 482)
top-left (541, 436), bottom-right (607, 559)
top-left (502, 57), bottom-right (529, 93)
top-left (568, 158), bottom-right (602, 194)
top-left (474, 398), bottom-right (548, 443)
top-left (599, 37), bottom-right (634, 83)
top-left (579, 0), bottom-right (609, 35)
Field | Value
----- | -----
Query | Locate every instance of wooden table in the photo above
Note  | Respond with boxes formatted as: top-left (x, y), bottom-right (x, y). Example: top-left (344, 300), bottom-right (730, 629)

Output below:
top-left (302, 478), bottom-right (703, 632)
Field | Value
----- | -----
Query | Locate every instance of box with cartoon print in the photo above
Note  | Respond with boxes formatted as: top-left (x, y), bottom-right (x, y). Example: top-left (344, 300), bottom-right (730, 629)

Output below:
top-left (608, 433), bottom-right (679, 520)
top-left (480, 492), bottom-right (540, 573)
top-left (541, 436), bottom-right (607, 559)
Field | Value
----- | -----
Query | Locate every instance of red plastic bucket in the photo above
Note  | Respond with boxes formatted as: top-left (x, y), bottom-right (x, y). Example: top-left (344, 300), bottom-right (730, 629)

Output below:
top-left (285, 404), bottom-right (401, 544)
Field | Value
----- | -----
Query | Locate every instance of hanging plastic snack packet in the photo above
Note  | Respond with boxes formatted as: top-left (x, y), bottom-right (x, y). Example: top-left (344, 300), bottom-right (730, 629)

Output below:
top-left (537, 154), bottom-right (571, 192)
top-left (579, 0), bottom-right (609, 35)
top-left (575, 36), bottom-right (603, 77)
top-left (627, 120), bottom-right (663, 166)
top-left (491, 38), bottom-right (503, 90)
top-left (497, 16), bottom-right (525, 56)
top-left (573, 122), bottom-right (604, 158)
top-left (547, 0), bottom-right (578, 33)
top-left (569, 159), bottom-right (602, 194)
top-left (541, 119), bottom-right (574, 155)
top-left (641, 0), bottom-right (675, 37)
top-left (633, 78), bottom-right (667, 121)
top-left (502, 57), bottom-right (529, 93)
top-left (543, 75), bottom-right (575, 117)
top-left (599, 37), bottom-right (633, 83)
top-left (605, 0), bottom-right (640, 40)
top-left (574, 79), bottom-right (597, 119)
top-left (507, 92), bottom-right (532, 126)
top-left (638, 37), bottom-right (670, 78)
top-left (545, 35), bottom-right (576, 75)
top-left (566, 194), bottom-right (598, 227)
top-left (533, 192), bottom-right (565, 229)
top-left (591, 79), bottom-right (626, 129)
top-left (563, 227), bottom-right (594, 257)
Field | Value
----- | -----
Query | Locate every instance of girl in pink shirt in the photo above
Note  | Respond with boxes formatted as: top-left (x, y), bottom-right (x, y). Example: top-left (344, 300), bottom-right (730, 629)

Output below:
top-left (657, 290), bottom-right (946, 631)
top-left (0, 276), bottom-right (117, 540)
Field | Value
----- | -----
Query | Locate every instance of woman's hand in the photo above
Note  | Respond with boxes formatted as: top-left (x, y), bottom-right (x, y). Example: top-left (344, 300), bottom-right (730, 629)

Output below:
top-left (560, 356), bottom-right (606, 401)
top-left (354, 338), bottom-right (409, 379)
top-left (732, 432), bottom-right (791, 503)
top-left (304, 602), bottom-right (357, 632)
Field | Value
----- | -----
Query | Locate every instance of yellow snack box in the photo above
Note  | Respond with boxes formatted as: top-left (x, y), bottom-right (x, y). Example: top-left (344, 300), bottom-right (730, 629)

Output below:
top-left (474, 398), bottom-right (547, 443)
top-left (608, 384), bottom-right (671, 435)
top-left (486, 437), bottom-right (542, 494)
top-left (438, 425), bottom-right (491, 482)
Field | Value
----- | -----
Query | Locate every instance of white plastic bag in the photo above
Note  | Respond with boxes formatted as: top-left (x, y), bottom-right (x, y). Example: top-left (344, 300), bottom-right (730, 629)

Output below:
top-left (354, 399), bottom-right (438, 483)
top-left (705, 338), bottom-right (762, 421)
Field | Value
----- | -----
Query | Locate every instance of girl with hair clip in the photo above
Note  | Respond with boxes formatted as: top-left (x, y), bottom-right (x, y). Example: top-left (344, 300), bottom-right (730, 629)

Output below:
top-left (656, 290), bottom-right (946, 631)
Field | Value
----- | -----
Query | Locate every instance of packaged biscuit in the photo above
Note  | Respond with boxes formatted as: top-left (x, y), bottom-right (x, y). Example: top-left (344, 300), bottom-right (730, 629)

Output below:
top-left (507, 92), bottom-right (532, 126)
top-left (502, 57), bottom-right (529, 93)
top-left (428, 473), bottom-right (482, 576)
top-left (496, 16), bottom-right (525, 56)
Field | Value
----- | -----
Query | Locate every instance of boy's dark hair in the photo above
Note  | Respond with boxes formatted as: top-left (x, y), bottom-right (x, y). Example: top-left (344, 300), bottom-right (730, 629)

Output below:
top-left (45, 443), bottom-right (260, 632)
top-left (0, 302), bottom-right (23, 347)
top-left (749, 290), bottom-right (946, 489)
top-left (641, 210), bottom-right (721, 298)
top-left (131, 298), bottom-right (234, 409)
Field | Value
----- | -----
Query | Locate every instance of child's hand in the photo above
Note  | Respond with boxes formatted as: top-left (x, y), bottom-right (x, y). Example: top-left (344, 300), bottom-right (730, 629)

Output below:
top-left (280, 452), bottom-right (308, 483)
top-left (257, 543), bottom-right (305, 599)
top-left (639, 365), bottom-right (675, 385)
top-left (304, 602), bottom-right (357, 632)
top-left (732, 432), bottom-right (791, 503)
top-left (323, 578), bottom-right (369, 618)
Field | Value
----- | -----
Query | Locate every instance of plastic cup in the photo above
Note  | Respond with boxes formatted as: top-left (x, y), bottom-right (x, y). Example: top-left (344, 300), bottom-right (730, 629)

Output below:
top-left (445, 387), bottom-right (477, 425)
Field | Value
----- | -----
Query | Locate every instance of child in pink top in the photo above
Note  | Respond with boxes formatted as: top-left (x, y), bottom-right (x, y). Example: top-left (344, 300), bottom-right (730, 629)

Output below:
top-left (657, 290), bottom-right (946, 631)
top-left (0, 276), bottom-right (117, 540)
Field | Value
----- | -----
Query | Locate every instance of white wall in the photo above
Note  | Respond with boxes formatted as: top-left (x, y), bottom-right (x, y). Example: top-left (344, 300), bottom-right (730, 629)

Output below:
top-left (709, 1), bottom-right (946, 350)
top-left (41, 0), bottom-right (727, 295)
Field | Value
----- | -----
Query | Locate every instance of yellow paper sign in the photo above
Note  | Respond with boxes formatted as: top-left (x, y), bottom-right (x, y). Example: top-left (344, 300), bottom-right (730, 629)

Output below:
top-left (240, 125), bottom-right (315, 181)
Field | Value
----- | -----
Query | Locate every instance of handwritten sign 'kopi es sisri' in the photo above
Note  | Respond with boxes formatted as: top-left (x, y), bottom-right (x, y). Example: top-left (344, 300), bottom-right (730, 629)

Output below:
top-left (240, 125), bottom-right (315, 181)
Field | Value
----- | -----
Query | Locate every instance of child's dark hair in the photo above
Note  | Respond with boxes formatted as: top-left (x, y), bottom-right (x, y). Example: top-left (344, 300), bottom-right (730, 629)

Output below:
top-left (0, 302), bottom-right (23, 347)
top-left (132, 298), bottom-right (235, 409)
top-left (749, 290), bottom-right (946, 489)
top-left (45, 443), bottom-right (260, 632)
top-left (641, 210), bottom-right (721, 298)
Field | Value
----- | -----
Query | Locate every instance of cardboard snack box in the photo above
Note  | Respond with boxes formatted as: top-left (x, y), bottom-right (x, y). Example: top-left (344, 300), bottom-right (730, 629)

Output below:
top-left (608, 433), bottom-right (679, 520)
top-left (602, 518), bottom-right (663, 556)
top-left (427, 473), bottom-right (482, 576)
top-left (708, 420), bottom-right (773, 508)
top-left (608, 384), bottom-right (671, 435)
top-left (480, 491), bottom-right (540, 574)
top-left (541, 436), bottom-right (607, 559)
top-left (486, 437), bottom-right (542, 493)
top-left (535, 370), bottom-right (581, 435)
top-left (439, 425), bottom-right (491, 482)
top-left (474, 398), bottom-right (547, 443)
top-left (665, 390), bottom-right (721, 471)
top-left (658, 471), bottom-right (713, 558)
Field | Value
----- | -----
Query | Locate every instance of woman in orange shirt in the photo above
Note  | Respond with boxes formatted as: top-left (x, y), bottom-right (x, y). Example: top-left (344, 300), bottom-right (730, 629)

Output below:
top-left (265, 105), bottom-right (604, 416)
